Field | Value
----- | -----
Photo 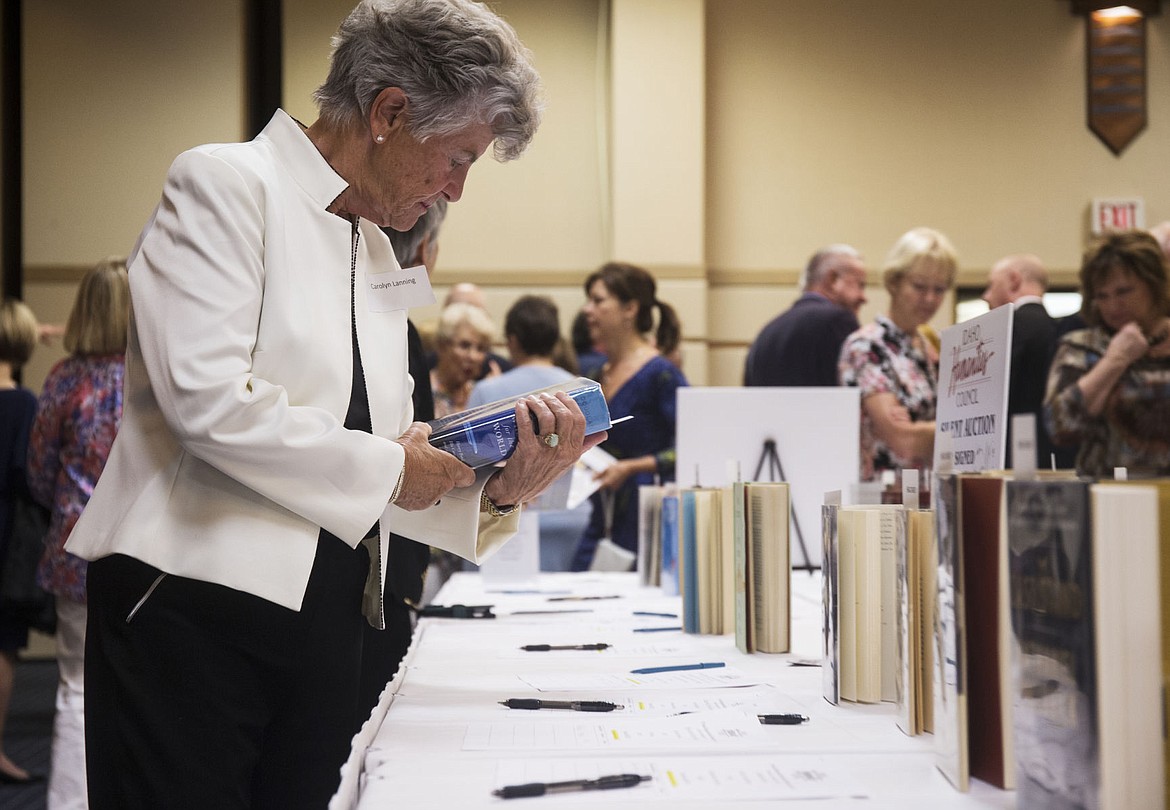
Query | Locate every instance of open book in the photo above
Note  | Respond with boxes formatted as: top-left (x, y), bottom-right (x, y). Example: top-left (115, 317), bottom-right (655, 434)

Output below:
top-left (427, 377), bottom-right (614, 468)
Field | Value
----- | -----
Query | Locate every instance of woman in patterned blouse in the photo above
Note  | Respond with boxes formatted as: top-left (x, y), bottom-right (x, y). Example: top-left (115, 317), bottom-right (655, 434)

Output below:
top-left (1045, 231), bottom-right (1170, 477)
top-left (839, 228), bottom-right (958, 482)
top-left (28, 257), bottom-right (128, 808)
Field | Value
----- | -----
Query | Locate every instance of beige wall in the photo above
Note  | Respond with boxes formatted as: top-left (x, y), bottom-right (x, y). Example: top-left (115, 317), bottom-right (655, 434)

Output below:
top-left (17, 0), bottom-right (1170, 390)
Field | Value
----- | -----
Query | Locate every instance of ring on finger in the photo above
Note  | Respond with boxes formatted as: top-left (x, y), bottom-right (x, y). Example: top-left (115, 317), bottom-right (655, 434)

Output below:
top-left (542, 432), bottom-right (560, 448)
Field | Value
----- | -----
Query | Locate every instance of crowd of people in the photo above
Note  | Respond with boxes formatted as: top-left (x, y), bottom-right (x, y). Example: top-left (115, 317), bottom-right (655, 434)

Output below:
top-left (744, 223), bottom-right (1170, 485)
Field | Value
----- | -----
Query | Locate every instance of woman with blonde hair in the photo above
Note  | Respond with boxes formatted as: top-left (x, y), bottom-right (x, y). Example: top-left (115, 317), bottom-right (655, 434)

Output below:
top-left (839, 227), bottom-right (958, 482)
top-left (29, 257), bottom-right (130, 808)
top-left (430, 301), bottom-right (496, 417)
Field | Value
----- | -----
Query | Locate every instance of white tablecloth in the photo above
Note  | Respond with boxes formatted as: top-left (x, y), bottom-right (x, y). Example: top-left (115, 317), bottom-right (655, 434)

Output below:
top-left (332, 571), bottom-right (1015, 809)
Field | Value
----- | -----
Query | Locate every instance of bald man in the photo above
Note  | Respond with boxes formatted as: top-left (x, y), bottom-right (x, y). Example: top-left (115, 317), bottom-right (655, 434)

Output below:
top-left (982, 254), bottom-right (1072, 469)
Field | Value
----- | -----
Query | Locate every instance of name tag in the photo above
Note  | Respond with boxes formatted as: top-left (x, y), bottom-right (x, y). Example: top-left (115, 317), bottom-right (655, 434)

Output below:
top-left (366, 265), bottom-right (435, 311)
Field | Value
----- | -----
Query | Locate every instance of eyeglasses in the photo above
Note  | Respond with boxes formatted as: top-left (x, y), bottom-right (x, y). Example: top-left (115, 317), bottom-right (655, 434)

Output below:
top-left (907, 280), bottom-right (949, 298)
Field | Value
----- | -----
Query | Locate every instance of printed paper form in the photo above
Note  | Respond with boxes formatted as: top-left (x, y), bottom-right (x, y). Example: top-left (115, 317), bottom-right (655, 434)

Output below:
top-left (463, 709), bottom-right (770, 751)
top-left (517, 666), bottom-right (760, 692)
top-left (492, 755), bottom-right (866, 802)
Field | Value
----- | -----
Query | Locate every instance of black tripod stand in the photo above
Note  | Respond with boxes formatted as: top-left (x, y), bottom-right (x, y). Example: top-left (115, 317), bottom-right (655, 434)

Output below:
top-left (752, 438), bottom-right (814, 572)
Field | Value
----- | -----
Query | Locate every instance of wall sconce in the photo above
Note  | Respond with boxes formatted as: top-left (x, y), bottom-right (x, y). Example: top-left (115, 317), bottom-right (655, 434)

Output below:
top-left (1068, 2), bottom-right (1161, 154)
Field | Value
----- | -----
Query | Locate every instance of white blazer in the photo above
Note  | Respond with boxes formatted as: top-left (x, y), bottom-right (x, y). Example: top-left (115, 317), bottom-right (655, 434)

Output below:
top-left (68, 110), bottom-right (516, 612)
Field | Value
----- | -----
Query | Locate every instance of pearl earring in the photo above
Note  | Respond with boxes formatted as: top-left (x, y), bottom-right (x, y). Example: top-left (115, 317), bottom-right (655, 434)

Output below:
top-left (375, 135), bottom-right (385, 143)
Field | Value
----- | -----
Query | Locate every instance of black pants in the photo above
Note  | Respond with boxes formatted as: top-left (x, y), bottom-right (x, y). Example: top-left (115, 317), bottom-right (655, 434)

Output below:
top-left (85, 538), bottom-right (367, 810)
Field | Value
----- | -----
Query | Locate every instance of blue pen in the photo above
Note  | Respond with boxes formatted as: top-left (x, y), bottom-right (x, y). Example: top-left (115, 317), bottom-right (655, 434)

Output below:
top-left (632, 611), bottom-right (678, 618)
top-left (629, 662), bottom-right (725, 675)
top-left (632, 626), bottom-right (681, 633)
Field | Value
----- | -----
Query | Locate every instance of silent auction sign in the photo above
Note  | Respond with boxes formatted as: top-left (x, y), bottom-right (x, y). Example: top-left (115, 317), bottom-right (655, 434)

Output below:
top-left (932, 305), bottom-right (1013, 474)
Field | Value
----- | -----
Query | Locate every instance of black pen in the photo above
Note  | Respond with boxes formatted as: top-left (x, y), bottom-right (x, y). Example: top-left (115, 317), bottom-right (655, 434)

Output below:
top-left (520, 643), bottom-right (610, 651)
top-left (546, 595), bottom-right (621, 602)
top-left (758, 713), bottom-right (809, 725)
top-left (499, 698), bottom-right (621, 712)
top-left (492, 773), bottom-right (650, 799)
top-left (509, 609), bottom-right (593, 615)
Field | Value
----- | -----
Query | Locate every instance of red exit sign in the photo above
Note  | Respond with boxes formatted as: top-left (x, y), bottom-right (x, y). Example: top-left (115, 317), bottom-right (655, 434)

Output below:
top-left (1091, 197), bottom-right (1145, 235)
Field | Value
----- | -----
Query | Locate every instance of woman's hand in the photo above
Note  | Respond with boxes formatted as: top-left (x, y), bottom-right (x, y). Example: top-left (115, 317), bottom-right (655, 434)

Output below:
top-left (392, 422), bottom-right (477, 511)
top-left (1105, 322), bottom-right (1151, 366)
top-left (483, 392), bottom-right (606, 507)
top-left (1077, 321), bottom-right (1153, 417)
top-left (864, 392), bottom-right (934, 463)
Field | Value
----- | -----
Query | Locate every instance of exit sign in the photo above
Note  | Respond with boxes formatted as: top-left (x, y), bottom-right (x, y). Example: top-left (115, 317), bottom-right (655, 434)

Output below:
top-left (1091, 197), bottom-right (1145, 235)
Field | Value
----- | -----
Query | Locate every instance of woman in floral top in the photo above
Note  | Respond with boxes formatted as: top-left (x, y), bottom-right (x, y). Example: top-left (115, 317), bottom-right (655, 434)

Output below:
top-left (28, 258), bottom-right (128, 808)
top-left (839, 228), bottom-right (958, 482)
top-left (1045, 231), bottom-right (1170, 477)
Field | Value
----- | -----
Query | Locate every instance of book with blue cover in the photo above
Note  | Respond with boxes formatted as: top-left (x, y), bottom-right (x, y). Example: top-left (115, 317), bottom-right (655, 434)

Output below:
top-left (426, 377), bottom-right (613, 468)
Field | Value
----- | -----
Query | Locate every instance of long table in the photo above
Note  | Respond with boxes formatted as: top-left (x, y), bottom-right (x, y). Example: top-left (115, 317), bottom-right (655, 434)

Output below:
top-left (332, 571), bottom-right (1015, 809)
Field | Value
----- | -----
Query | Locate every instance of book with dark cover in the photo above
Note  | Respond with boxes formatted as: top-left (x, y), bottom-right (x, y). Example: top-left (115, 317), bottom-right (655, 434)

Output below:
top-left (959, 475), bottom-right (1013, 790)
top-left (1007, 479), bottom-right (1164, 809)
top-left (427, 377), bottom-right (612, 468)
top-left (821, 501), bottom-right (840, 704)
top-left (933, 472), bottom-right (969, 791)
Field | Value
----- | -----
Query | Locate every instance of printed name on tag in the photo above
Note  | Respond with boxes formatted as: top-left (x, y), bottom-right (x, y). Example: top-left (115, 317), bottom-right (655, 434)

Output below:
top-left (367, 264), bottom-right (435, 311)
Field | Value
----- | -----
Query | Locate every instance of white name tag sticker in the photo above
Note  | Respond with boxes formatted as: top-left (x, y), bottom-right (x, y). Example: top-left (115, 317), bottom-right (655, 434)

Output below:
top-left (366, 265), bottom-right (435, 311)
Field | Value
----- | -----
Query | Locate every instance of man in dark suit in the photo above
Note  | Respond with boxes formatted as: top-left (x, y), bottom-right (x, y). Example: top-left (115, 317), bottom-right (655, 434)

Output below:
top-left (744, 244), bottom-right (868, 386)
top-left (982, 253), bottom-right (1074, 469)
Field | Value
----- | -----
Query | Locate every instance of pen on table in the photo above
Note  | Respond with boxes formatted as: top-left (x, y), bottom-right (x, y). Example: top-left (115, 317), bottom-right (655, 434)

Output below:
top-left (758, 713), bottom-right (810, 725)
top-left (546, 595), bottom-right (621, 602)
top-left (632, 611), bottom-right (677, 618)
top-left (492, 773), bottom-right (650, 799)
top-left (629, 661), bottom-right (725, 675)
top-left (499, 698), bottom-right (621, 712)
top-left (508, 609), bottom-right (593, 615)
top-left (632, 626), bottom-right (681, 633)
top-left (520, 643), bottom-right (610, 651)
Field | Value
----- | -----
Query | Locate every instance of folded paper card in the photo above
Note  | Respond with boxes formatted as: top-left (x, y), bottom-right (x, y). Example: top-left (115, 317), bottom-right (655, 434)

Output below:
top-left (427, 377), bottom-right (614, 469)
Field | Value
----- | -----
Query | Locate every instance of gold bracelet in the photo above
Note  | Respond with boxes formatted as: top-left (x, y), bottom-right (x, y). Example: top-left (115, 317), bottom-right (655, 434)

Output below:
top-left (389, 464), bottom-right (406, 505)
top-left (480, 490), bottom-right (517, 517)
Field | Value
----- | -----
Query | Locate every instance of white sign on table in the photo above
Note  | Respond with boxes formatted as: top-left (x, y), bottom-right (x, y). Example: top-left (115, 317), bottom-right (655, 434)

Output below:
top-left (932, 304), bottom-right (1013, 474)
top-left (676, 387), bottom-right (860, 569)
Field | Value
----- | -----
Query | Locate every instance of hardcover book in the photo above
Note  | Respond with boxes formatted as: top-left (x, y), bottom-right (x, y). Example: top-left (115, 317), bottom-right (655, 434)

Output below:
top-left (427, 377), bottom-right (613, 468)
top-left (1007, 479), bottom-right (1164, 809)
top-left (731, 481), bottom-right (791, 653)
top-left (822, 500), bottom-right (840, 704)
top-left (895, 506), bottom-right (935, 736)
top-left (835, 504), bottom-right (902, 704)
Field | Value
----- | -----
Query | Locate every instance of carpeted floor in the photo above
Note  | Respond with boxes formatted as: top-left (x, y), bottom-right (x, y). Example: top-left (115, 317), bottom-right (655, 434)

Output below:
top-left (1, 657), bottom-right (55, 810)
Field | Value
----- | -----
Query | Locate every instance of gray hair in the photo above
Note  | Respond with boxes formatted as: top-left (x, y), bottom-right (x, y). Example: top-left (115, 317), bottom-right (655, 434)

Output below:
top-left (801, 244), bottom-right (862, 291)
top-left (383, 198), bottom-right (447, 265)
top-left (314, 0), bottom-right (542, 161)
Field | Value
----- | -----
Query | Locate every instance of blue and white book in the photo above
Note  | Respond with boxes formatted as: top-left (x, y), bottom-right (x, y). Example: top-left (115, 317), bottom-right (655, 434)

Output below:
top-left (427, 377), bottom-right (614, 469)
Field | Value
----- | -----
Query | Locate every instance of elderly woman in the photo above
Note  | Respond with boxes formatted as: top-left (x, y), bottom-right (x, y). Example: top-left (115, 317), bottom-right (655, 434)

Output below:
top-left (431, 301), bottom-right (496, 417)
top-left (1045, 230), bottom-right (1170, 477)
top-left (65, 2), bottom-right (601, 807)
top-left (839, 227), bottom-right (958, 482)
